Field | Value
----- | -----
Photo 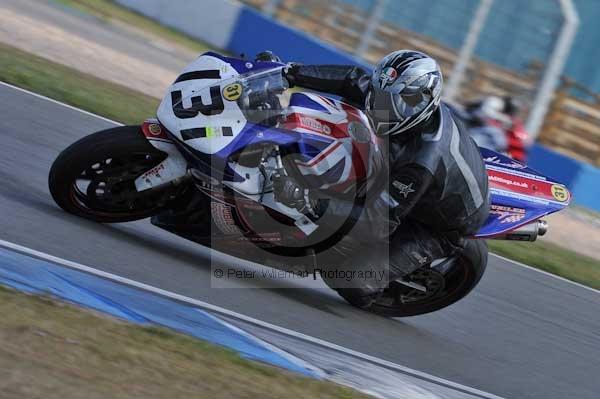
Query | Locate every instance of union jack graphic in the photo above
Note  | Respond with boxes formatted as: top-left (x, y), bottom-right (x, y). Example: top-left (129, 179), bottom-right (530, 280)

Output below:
top-left (284, 93), bottom-right (377, 191)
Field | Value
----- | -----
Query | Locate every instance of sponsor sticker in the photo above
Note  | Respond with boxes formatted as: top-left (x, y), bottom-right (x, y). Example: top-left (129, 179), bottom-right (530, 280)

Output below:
top-left (222, 83), bottom-right (243, 101)
top-left (489, 174), bottom-right (529, 188)
top-left (140, 163), bottom-right (165, 181)
top-left (484, 156), bottom-right (527, 170)
top-left (490, 205), bottom-right (526, 224)
top-left (550, 184), bottom-right (570, 202)
top-left (380, 66), bottom-right (398, 86)
top-left (299, 116), bottom-right (331, 135)
top-left (381, 67), bottom-right (398, 83)
top-left (211, 202), bottom-right (241, 235)
top-left (148, 124), bottom-right (162, 136)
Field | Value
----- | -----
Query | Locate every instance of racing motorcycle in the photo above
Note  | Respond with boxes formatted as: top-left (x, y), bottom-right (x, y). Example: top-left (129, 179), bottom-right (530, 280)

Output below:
top-left (48, 52), bottom-right (571, 317)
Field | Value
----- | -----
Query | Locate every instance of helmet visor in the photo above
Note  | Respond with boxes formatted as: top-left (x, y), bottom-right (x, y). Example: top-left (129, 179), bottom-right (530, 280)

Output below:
top-left (369, 84), bottom-right (432, 122)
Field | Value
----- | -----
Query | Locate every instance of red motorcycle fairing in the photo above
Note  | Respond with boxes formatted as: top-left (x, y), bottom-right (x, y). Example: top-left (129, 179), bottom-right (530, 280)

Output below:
top-left (141, 119), bottom-right (171, 143)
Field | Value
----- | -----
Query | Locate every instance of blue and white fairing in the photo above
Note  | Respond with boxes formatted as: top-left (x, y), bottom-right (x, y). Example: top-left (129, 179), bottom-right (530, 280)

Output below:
top-left (157, 52), bottom-right (379, 188)
top-left (475, 148), bottom-right (571, 238)
top-left (157, 52), bottom-right (275, 155)
top-left (160, 55), bottom-right (296, 165)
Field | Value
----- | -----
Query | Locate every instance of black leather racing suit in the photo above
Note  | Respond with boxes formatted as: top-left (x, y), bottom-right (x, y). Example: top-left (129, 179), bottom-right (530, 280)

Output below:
top-left (287, 65), bottom-right (491, 292)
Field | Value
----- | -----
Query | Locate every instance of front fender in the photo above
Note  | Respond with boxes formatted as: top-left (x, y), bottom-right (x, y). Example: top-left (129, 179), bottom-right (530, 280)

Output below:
top-left (134, 120), bottom-right (188, 191)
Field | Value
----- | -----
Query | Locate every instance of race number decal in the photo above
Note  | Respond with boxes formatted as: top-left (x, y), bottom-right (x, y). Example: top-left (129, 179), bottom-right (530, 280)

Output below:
top-left (171, 68), bottom-right (226, 119)
top-left (223, 83), bottom-right (242, 101)
top-left (171, 87), bottom-right (224, 119)
top-left (158, 54), bottom-right (246, 154)
top-left (551, 184), bottom-right (570, 202)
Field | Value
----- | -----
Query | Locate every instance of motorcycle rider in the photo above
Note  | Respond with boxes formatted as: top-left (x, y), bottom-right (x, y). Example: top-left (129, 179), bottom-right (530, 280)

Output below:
top-left (464, 95), bottom-right (529, 161)
top-left (502, 96), bottom-right (529, 162)
top-left (272, 50), bottom-right (491, 307)
top-left (464, 96), bottom-right (509, 154)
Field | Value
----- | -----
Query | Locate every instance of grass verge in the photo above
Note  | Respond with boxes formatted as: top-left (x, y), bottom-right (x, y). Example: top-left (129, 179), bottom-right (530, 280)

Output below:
top-left (0, 43), bottom-right (158, 125)
top-left (488, 240), bottom-right (600, 290)
top-left (0, 286), bottom-right (368, 399)
top-left (54, 0), bottom-right (213, 54)
top-left (1, 44), bottom-right (598, 290)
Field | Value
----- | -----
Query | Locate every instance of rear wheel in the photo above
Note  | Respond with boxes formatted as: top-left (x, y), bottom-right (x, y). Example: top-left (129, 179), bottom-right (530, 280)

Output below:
top-left (49, 126), bottom-right (172, 223)
top-left (339, 239), bottom-right (488, 317)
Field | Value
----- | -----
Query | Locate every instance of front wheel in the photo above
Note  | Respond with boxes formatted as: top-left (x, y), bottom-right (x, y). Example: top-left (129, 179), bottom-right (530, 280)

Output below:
top-left (339, 239), bottom-right (488, 317)
top-left (49, 125), bottom-right (172, 223)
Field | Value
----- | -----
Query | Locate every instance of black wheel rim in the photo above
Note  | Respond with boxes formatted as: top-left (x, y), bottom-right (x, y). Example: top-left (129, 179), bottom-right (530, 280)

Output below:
top-left (373, 258), bottom-right (470, 309)
top-left (69, 152), bottom-right (166, 217)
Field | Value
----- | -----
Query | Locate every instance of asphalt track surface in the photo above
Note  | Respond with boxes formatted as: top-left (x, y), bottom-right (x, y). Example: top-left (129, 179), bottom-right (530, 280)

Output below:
top-left (0, 83), bottom-right (599, 399)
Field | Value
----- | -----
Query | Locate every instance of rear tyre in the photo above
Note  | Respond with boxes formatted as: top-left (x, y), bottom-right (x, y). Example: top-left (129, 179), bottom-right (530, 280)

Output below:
top-left (339, 239), bottom-right (488, 317)
top-left (49, 126), bottom-right (170, 223)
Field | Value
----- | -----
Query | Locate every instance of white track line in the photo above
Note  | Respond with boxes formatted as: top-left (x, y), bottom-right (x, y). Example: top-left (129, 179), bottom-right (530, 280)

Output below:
top-left (0, 81), bottom-right (122, 126)
top-left (490, 253), bottom-right (599, 294)
top-left (1, 79), bottom-right (596, 294)
top-left (200, 310), bottom-right (326, 378)
top-left (0, 238), bottom-right (504, 399)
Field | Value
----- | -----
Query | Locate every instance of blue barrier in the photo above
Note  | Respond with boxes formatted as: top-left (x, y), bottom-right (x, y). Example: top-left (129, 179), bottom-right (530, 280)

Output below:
top-left (0, 247), bottom-right (320, 377)
top-left (528, 144), bottom-right (600, 211)
top-left (229, 7), bottom-right (372, 69)
top-left (570, 162), bottom-right (600, 210)
top-left (115, 0), bottom-right (242, 49)
top-left (527, 144), bottom-right (583, 187)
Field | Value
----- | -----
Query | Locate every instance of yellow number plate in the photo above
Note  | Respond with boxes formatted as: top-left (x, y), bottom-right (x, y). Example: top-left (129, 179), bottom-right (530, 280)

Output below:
top-left (222, 83), bottom-right (242, 101)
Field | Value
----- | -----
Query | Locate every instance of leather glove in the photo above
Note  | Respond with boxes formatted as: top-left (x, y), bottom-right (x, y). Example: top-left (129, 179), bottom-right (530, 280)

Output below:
top-left (282, 63), bottom-right (301, 88)
top-left (272, 174), bottom-right (304, 209)
top-left (272, 174), bottom-right (320, 218)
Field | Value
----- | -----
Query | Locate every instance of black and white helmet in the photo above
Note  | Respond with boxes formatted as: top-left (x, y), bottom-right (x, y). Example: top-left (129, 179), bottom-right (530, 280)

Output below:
top-left (366, 50), bottom-right (443, 136)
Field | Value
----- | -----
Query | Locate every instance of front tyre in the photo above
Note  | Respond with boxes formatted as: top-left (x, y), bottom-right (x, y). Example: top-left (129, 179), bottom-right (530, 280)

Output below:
top-left (339, 239), bottom-right (488, 317)
top-left (49, 126), bottom-right (170, 223)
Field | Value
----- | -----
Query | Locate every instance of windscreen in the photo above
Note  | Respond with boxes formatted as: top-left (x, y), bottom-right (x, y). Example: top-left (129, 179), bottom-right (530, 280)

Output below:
top-left (171, 66), bottom-right (288, 120)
